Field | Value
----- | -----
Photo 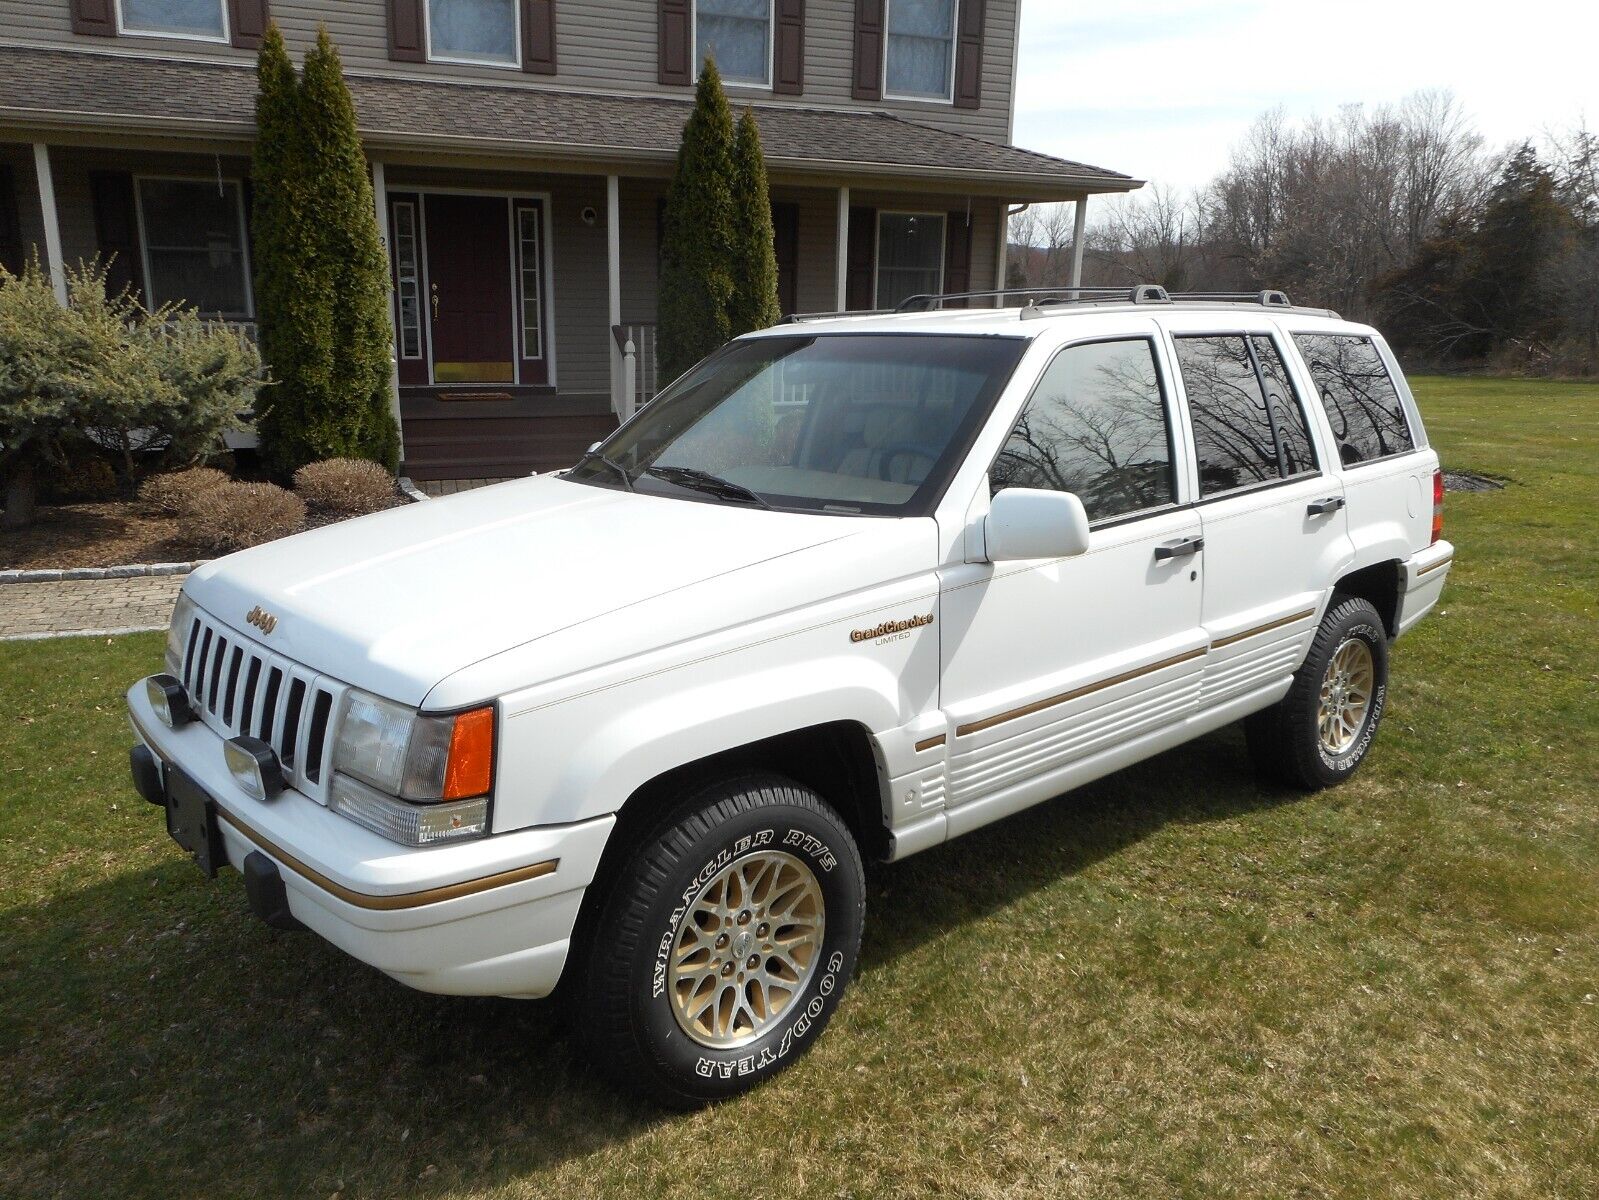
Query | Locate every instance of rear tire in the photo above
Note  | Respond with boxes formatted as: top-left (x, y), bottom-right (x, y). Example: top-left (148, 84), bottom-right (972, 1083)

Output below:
top-left (1246, 596), bottom-right (1389, 790)
top-left (570, 773), bottom-right (865, 1108)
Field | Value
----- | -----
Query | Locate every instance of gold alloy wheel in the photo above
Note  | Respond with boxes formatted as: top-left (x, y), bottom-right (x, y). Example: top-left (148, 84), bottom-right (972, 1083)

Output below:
top-left (1318, 636), bottom-right (1375, 756)
top-left (667, 850), bottom-right (826, 1049)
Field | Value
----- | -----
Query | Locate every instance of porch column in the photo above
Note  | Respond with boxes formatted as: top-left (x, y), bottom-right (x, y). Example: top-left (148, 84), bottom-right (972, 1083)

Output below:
top-left (1070, 194), bottom-right (1088, 289)
top-left (31, 144), bottom-right (66, 304)
top-left (370, 159), bottom-right (406, 460)
top-left (994, 202), bottom-right (1009, 302)
top-left (834, 186), bottom-right (849, 311)
top-left (607, 174), bottom-right (623, 417)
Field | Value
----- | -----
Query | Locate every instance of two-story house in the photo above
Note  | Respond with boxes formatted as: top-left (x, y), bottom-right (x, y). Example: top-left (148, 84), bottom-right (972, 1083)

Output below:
top-left (0, 0), bottom-right (1140, 479)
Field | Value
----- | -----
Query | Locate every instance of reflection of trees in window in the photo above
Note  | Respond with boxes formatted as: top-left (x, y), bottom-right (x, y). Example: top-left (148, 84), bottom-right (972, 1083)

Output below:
top-left (1174, 336), bottom-right (1280, 496)
top-left (990, 340), bottom-right (1175, 521)
top-left (1252, 336), bottom-right (1318, 475)
top-left (1292, 334), bottom-right (1414, 465)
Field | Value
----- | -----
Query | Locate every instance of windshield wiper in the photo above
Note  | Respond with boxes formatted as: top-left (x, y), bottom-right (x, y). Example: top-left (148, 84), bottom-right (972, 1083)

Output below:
top-left (575, 448), bottom-right (634, 491)
top-left (644, 465), bottom-right (773, 509)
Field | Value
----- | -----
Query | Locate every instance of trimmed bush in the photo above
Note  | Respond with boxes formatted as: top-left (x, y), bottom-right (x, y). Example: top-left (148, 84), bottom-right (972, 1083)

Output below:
top-left (138, 467), bottom-right (232, 517)
top-left (187, 481), bottom-right (306, 554)
top-left (729, 108), bottom-right (781, 332)
top-left (293, 457), bottom-right (394, 515)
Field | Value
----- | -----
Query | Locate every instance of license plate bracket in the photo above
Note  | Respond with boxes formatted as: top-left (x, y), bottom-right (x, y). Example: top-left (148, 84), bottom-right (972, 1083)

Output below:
top-left (165, 764), bottom-right (228, 878)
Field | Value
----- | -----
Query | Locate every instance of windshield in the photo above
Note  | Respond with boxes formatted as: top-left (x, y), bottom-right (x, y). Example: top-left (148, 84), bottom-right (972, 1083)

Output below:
top-left (566, 333), bottom-right (1028, 516)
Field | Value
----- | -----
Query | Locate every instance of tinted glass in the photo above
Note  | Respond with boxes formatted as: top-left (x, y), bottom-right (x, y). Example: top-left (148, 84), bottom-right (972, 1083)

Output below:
top-left (1174, 335), bottom-right (1280, 496)
top-left (1292, 333), bottom-right (1415, 465)
top-left (1252, 335), bottom-right (1318, 475)
top-left (990, 339), bottom-right (1176, 522)
top-left (568, 334), bottom-right (1027, 516)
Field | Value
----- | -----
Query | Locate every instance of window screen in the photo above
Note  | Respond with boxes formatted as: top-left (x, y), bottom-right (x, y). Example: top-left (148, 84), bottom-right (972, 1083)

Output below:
top-left (885, 0), bottom-right (956, 99)
top-left (428, 0), bottom-right (517, 64)
top-left (121, 0), bottom-right (225, 38)
top-left (1173, 335), bottom-right (1282, 497)
top-left (697, 0), bottom-right (771, 85)
top-left (990, 339), bottom-right (1177, 522)
top-left (1252, 335), bottom-right (1318, 476)
top-left (1292, 333), bottom-right (1415, 465)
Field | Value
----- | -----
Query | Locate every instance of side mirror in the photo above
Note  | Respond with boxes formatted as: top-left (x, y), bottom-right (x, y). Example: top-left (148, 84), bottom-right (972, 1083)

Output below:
top-left (985, 487), bottom-right (1091, 562)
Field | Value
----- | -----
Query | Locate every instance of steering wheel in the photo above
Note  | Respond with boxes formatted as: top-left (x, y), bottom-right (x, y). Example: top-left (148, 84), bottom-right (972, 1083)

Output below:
top-left (876, 443), bottom-right (940, 483)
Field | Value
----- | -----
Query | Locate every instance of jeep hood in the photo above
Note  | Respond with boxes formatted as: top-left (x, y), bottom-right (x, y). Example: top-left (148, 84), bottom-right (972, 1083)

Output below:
top-left (183, 475), bottom-right (890, 707)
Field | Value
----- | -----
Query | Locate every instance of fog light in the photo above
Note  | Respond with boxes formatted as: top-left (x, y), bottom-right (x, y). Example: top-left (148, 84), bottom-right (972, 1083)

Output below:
top-left (224, 736), bottom-right (285, 801)
top-left (146, 674), bottom-right (195, 728)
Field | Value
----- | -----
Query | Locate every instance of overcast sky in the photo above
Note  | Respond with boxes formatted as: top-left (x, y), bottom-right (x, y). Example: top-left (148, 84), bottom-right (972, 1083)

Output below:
top-left (1013, 0), bottom-right (1598, 194)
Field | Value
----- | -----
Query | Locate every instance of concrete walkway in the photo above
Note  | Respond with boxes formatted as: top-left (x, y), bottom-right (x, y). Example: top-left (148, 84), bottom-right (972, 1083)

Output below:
top-left (0, 573), bottom-right (186, 640)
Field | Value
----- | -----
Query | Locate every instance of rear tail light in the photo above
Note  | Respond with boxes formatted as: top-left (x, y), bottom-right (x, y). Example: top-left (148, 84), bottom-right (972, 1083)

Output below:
top-left (1431, 469), bottom-right (1444, 545)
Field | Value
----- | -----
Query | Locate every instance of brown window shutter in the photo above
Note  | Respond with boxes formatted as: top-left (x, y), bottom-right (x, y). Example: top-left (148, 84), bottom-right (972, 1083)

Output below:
top-left (952, 0), bottom-right (985, 109)
top-left (70, 0), bottom-right (116, 36)
top-left (658, 0), bottom-right (692, 86)
top-left (389, 0), bottom-right (426, 62)
top-left (772, 0), bottom-right (805, 95)
top-left (943, 210), bottom-right (973, 305)
top-left (850, 0), bottom-right (884, 100)
top-left (228, 0), bottom-right (270, 50)
top-left (523, 0), bottom-right (556, 74)
top-left (0, 166), bottom-right (22, 275)
top-left (89, 171), bottom-right (145, 304)
top-left (845, 206), bottom-right (876, 310)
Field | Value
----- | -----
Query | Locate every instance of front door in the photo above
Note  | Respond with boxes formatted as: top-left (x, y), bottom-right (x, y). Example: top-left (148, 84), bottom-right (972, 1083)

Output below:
top-left (425, 193), bottom-right (517, 384)
top-left (937, 335), bottom-right (1208, 830)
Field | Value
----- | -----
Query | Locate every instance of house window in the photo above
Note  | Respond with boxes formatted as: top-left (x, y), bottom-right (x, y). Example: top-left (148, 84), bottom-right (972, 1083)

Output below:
top-left (135, 178), bottom-right (252, 318)
top-left (875, 212), bottom-right (945, 309)
top-left (392, 202), bottom-right (423, 360)
top-left (118, 0), bottom-right (227, 41)
top-left (427, 0), bottom-right (519, 66)
top-left (517, 206), bottom-right (543, 359)
top-left (884, 0), bottom-right (957, 101)
top-left (695, 0), bottom-right (773, 86)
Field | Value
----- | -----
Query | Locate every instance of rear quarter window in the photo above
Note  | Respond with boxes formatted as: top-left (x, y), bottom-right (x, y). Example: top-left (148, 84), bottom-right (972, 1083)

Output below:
top-left (1292, 333), bottom-right (1415, 466)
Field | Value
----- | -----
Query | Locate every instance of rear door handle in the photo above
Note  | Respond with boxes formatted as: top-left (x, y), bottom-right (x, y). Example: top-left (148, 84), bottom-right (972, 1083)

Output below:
top-left (1307, 496), bottom-right (1346, 516)
top-left (1154, 536), bottom-right (1204, 561)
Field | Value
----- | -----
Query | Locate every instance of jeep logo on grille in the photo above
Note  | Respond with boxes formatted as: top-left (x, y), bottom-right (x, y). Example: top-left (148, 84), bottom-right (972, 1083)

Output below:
top-left (246, 605), bottom-right (278, 635)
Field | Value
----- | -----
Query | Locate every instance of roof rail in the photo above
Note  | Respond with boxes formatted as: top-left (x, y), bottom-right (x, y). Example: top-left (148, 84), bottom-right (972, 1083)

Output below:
top-left (895, 285), bottom-right (1170, 312)
top-left (1165, 289), bottom-right (1294, 307)
top-left (779, 307), bottom-right (897, 323)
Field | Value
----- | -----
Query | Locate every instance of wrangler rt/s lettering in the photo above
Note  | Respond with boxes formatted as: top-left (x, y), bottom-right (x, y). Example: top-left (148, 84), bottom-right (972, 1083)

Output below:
top-left (128, 286), bottom-right (1452, 1106)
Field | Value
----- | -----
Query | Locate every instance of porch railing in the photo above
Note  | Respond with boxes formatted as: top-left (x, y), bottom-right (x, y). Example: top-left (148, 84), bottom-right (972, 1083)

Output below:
top-left (611, 322), bottom-right (658, 420)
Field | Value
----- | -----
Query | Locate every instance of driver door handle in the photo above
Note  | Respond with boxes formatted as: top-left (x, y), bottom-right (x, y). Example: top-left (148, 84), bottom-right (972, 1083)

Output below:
top-left (1154, 536), bottom-right (1204, 561)
top-left (1306, 496), bottom-right (1346, 516)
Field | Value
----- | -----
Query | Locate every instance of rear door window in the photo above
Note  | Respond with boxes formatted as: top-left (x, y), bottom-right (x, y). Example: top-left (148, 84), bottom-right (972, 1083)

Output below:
top-left (1252, 335), bottom-right (1318, 476)
top-left (990, 338), bottom-right (1177, 523)
top-left (1291, 333), bottom-right (1415, 466)
top-left (1172, 335), bottom-right (1281, 497)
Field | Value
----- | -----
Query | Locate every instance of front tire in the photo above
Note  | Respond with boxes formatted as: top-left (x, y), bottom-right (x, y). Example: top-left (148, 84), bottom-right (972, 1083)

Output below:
top-left (1246, 596), bottom-right (1389, 790)
top-left (572, 774), bottom-right (865, 1107)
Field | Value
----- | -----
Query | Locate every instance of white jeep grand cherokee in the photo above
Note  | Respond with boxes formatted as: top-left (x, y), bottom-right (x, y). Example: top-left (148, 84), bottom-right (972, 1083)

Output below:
top-left (127, 287), bottom-right (1453, 1106)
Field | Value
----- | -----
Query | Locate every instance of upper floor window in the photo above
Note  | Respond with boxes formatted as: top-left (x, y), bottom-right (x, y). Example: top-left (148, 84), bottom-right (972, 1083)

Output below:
top-left (1292, 333), bottom-right (1415, 466)
top-left (118, 0), bottom-right (227, 41)
top-left (884, 0), bottom-right (957, 101)
top-left (990, 339), bottom-right (1177, 523)
top-left (135, 177), bottom-right (252, 319)
top-left (696, 0), bottom-right (773, 87)
top-left (427, 0), bottom-right (519, 67)
top-left (875, 212), bottom-right (945, 309)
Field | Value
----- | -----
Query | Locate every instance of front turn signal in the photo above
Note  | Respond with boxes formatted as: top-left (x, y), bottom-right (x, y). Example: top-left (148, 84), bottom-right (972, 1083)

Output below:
top-left (443, 706), bottom-right (495, 800)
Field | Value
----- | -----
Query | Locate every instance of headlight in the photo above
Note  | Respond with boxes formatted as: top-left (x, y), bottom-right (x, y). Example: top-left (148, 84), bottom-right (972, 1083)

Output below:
top-left (330, 690), bottom-right (496, 846)
top-left (165, 593), bottom-right (196, 677)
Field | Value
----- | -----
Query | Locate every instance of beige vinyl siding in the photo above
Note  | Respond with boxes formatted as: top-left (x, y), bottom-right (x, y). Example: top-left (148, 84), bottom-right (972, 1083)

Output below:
top-left (0, 0), bottom-right (1015, 144)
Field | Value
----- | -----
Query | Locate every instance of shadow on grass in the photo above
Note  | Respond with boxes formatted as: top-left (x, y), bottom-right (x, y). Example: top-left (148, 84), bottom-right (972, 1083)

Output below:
top-left (0, 725), bottom-right (1298, 1198)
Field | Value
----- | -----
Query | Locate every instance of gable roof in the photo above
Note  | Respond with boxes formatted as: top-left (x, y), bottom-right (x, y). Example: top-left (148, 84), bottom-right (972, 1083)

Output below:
top-left (0, 44), bottom-right (1140, 199)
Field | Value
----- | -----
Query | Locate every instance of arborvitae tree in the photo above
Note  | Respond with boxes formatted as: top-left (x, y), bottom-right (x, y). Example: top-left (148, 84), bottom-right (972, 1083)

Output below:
top-left (299, 27), bottom-right (399, 470)
top-left (658, 59), bottom-right (738, 384)
top-left (252, 24), bottom-right (399, 476)
top-left (728, 109), bottom-right (781, 331)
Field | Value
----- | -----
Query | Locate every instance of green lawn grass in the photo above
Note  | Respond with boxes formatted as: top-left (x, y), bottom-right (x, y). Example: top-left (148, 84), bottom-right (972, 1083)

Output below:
top-left (1, 375), bottom-right (1595, 1198)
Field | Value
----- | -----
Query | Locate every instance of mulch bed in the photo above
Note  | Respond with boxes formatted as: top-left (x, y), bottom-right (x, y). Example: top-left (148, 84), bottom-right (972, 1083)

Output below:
top-left (1, 491), bottom-right (409, 571)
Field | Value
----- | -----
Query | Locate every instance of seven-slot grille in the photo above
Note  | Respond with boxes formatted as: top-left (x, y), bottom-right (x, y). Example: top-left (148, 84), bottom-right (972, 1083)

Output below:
top-left (178, 608), bottom-right (346, 803)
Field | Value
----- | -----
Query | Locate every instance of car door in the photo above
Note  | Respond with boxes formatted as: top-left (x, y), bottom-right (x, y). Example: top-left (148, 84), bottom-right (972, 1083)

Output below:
top-left (937, 335), bottom-right (1207, 836)
top-left (1165, 326), bottom-right (1355, 707)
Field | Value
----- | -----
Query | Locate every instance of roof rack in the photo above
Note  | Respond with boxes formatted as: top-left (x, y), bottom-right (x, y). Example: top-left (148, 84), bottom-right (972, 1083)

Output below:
top-left (895, 285), bottom-right (1169, 312)
top-left (780, 286), bottom-right (1332, 324)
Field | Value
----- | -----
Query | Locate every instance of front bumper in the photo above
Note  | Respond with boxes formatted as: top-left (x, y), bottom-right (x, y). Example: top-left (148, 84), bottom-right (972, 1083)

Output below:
top-left (128, 681), bottom-right (613, 998)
